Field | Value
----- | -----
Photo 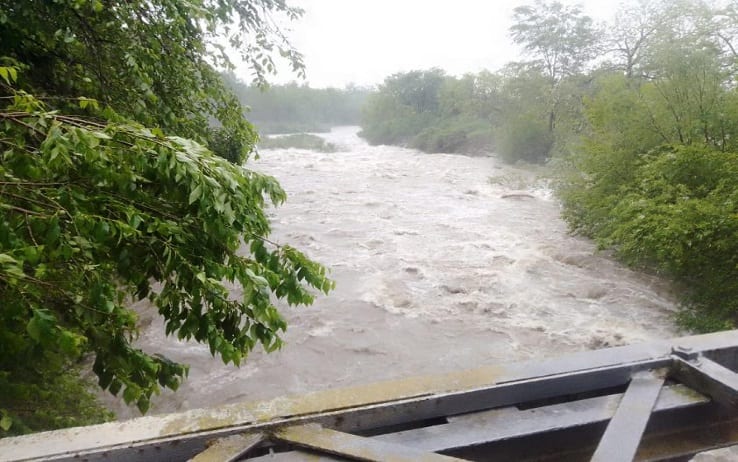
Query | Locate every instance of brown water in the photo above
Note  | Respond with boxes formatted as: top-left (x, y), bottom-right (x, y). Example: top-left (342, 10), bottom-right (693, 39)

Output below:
top-left (105, 126), bottom-right (679, 419)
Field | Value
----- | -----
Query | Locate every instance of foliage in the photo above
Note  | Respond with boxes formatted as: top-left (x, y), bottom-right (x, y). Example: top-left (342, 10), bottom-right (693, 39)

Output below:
top-left (558, 0), bottom-right (738, 331)
top-left (511, 0), bottom-right (598, 83)
top-left (0, 0), bottom-right (333, 436)
top-left (359, 70), bottom-right (499, 156)
top-left (413, 126), bottom-right (468, 154)
top-left (360, 69), bottom-right (445, 146)
top-left (511, 0), bottom-right (597, 138)
top-left (0, 83), bottom-right (333, 434)
top-left (258, 133), bottom-right (337, 152)
top-left (495, 113), bottom-right (553, 163)
top-left (0, 361), bottom-right (114, 436)
top-left (0, 0), bottom-right (305, 164)
top-left (224, 75), bottom-right (371, 134)
top-left (357, 25), bottom-right (596, 162)
top-left (568, 146), bottom-right (738, 331)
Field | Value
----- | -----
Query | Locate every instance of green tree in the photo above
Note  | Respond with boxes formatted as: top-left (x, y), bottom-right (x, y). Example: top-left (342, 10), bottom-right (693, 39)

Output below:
top-left (559, 0), bottom-right (738, 331)
top-left (360, 69), bottom-right (447, 146)
top-left (493, 64), bottom-right (553, 162)
top-left (0, 0), bottom-right (333, 435)
top-left (0, 0), bottom-right (305, 163)
top-left (511, 0), bottom-right (598, 133)
top-left (360, 69), bottom-right (502, 154)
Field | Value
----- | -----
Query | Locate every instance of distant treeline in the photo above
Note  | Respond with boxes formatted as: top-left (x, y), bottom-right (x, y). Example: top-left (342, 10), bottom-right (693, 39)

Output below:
top-left (223, 73), bottom-right (371, 134)
top-left (363, 0), bottom-right (738, 332)
top-left (359, 68), bottom-right (550, 161)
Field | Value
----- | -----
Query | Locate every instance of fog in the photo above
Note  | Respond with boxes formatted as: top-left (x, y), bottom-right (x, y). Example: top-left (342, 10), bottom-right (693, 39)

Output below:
top-left (246, 0), bottom-right (621, 88)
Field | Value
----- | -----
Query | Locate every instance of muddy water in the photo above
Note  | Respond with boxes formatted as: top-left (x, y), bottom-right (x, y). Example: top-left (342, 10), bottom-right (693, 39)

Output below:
top-left (107, 126), bottom-right (679, 419)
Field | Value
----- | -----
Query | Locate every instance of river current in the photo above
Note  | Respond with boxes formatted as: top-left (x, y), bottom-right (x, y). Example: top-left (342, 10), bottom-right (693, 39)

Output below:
top-left (106, 126), bottom-right (679, 419)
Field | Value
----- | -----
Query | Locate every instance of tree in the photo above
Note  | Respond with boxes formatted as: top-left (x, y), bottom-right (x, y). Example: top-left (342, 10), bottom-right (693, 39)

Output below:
top-left (493, 64), bottom-right (553, 162)
top-left (359, 69), bottom-right (500, 154)
top-left (360, 69), bottom-right (447, 146)
top-left (0, 0), bottom-right (333, 435)
top-left (384, 69), bottom-right (447, 114)
top-left (603, 0), bottom-right (680, 79)
top-left (511, 1), bottom-right (598, 84)
top-left (0, 0), bottom-right (305, 163)
top-left (510, 0), bottom-right (598, 132)
top-left (558, 0), bottom-right (738, 331)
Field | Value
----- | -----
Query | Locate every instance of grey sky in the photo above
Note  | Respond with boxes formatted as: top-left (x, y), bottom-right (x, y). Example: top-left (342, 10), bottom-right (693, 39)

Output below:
top-left (243, 0), bottom-right (621, 88)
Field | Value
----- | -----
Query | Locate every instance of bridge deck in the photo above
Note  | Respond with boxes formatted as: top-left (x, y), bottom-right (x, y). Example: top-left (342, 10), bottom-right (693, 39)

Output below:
top-left (2, 330), bottom-right (738, 461)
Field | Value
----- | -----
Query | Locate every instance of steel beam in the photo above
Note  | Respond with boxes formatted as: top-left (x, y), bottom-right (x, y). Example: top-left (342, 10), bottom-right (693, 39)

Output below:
top-left (188, 432), bottom-right (263, 462)
top-left (274, 424), bottom-right (464, 462)
top-left (246, 450), bottom-right (350, 461)
top-left (590, 370), bottom-right (665, 462)
top-left (1, 330), bottom-right (737, 462)
top-left (374, 384), bottom-right (704, 453)
top-left (671, 356), bottom-right (738, 408)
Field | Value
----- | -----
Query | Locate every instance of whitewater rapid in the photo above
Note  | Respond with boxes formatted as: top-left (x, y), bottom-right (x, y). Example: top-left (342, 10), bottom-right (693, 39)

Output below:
top-left (106, 126), bottom-right (679, 419)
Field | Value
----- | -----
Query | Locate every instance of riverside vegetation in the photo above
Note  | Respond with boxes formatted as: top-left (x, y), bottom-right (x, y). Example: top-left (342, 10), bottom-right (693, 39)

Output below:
top-left (224, 75), bottom-right (370, 134)
top-left (360, 0), bottom-right (738, 332)
top-left (258, 133), bottom-right (338, 152)
top-left (0, 0), bottom-right (333, 436)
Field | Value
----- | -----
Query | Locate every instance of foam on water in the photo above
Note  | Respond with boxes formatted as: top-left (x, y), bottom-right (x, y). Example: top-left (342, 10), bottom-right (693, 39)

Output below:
top-left (104, 126), bottom-right (679, 419)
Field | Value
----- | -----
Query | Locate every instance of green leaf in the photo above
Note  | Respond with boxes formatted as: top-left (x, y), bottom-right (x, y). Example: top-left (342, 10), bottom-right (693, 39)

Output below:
top-left (123, 385), bottom-right (140, 404)
top-left (136, 397), bottom-right (150, 414)
top-left (0, 0), bottom-right (326, 433)
top-left (26, 317), bottom-right (42, 342)
top-left (0, 253), bottom-right (17, 265)
top-left (0, 66), bottom-right (12, 84)
top-left (0, 413), bottom-right (12, 432)
top-left (188, 183), bottom-right (202, 205)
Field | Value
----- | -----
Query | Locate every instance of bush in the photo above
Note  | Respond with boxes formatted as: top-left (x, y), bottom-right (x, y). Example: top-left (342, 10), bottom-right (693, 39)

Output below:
top-left (0, 359), bottom-right (113, 436)
top-left (258, 133), bottom-right (337, 152)
top-left (410, 117), bottom-right (496, 154)
top-left (412, 127), bottom-right (468, 153)
top-left (464, 128), bottom-right (497, 153)
top-left (565, 145), bottom-right (738, 331)
top-left (360, 112), bottom-right (438, 146)
top-left (495, 114), bottom-right (553, 163)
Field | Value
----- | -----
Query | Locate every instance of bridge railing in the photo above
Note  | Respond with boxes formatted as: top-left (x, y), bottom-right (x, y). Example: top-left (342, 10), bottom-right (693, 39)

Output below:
top-left (2, 329), bottom-right (738, 461)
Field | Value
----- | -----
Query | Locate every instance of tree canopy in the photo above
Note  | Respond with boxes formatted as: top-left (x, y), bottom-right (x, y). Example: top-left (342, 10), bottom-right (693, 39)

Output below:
top-left (0, 0), bottom-right (333, 435)
top-left (0, 0), bottom-right (305, 163)
top-left (510, 0), bottom-right (598, 83)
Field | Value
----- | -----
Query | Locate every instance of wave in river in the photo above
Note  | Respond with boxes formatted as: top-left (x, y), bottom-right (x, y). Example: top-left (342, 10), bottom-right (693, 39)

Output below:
top-left (104, 126), bottom-right (678, 419)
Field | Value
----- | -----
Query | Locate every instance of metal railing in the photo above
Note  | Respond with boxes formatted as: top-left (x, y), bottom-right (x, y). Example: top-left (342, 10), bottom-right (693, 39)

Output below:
top-left (3, 329), bottom-right (738, 461)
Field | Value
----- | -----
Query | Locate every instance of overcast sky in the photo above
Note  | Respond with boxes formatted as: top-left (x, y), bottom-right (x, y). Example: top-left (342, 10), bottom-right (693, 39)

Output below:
top-left (239, 0), bottom-right (622, 88)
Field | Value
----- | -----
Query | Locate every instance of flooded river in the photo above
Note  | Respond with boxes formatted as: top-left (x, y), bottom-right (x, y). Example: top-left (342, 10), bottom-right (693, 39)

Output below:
top-left (107, 126), bottom-right (680, 419)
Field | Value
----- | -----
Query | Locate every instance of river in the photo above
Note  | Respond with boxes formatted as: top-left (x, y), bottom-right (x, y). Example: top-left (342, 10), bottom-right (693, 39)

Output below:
top-left (106, 126), bottom-right (680, 419)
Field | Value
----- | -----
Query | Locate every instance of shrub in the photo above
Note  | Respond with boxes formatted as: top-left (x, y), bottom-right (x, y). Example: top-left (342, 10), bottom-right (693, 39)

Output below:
top-left (495, 114), bottom-right (553, 163)
top-left (258, 133), bottom-right (337, 152)
top-left (566, 145), bottom-right (738, 331)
